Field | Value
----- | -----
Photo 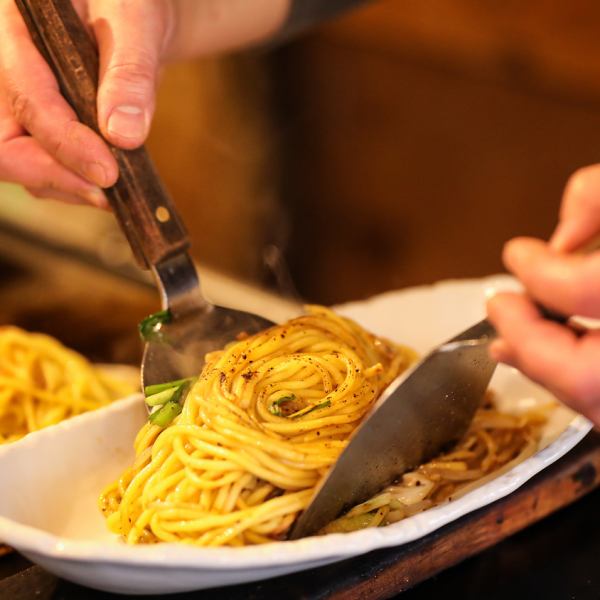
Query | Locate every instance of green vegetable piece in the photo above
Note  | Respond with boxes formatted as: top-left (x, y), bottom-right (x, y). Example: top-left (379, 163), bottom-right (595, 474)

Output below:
top-left (145, 387), bottom-right (177, 407)
top-left (138, 309), bottom-right (172, 342)
top-left (273, 394), bottom-right (296, 406)
top-left (144, 377), bottom-right (191, 396)
top-left (291, 399), bottom-right (331, 419)
top-left (170, 380), bottom-right (192, 405)
top-left (149, 400), bottom-right (182, 427)
top-left (320, 510), bottom-right (379, 534)
top-left (147, 379), bottom-right (194, 426)
top-left (315, 399), bottom-right (332, 410)
top-left (268, 394), bottom-right (296, 416)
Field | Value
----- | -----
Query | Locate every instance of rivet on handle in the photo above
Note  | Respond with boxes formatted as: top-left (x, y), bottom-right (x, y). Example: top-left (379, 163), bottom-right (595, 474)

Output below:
top-left (155, 206), bottom-right (171, 223)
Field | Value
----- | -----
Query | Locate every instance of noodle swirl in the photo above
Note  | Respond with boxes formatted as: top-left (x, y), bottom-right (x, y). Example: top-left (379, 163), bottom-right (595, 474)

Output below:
top-left (100, 306), bottom-right (416, 546)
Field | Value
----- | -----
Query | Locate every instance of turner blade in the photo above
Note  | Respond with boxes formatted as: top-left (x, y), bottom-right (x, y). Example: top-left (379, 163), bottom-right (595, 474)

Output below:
top-left (289, 319), bottom-right (497, 539)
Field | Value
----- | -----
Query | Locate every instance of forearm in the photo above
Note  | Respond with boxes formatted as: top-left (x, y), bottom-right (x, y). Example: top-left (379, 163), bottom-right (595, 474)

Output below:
top-left (165, 0), bottom-right (291, 60)
top-left (166, 0), bottom-right (371, 60)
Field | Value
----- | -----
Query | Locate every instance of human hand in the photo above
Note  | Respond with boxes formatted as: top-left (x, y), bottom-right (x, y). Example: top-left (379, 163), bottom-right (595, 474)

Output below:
top-left (0, 0), bottom-right (289, 208)
top-left (487, 165), bottom-right (600, 424)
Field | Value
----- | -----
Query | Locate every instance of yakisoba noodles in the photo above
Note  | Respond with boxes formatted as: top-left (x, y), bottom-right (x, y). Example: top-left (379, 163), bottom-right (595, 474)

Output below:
top-left (0, 326), bottom-right (136, 444)
top-left (99, 305), bottom-right (415, 545)
top-left (323, 391), bottom-right (549, 533)
top-left (99, 306), bottom-right (548, 545)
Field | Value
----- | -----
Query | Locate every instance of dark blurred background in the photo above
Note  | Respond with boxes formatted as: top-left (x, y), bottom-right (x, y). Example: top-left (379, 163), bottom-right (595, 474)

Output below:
top-left (3, 0), bottom-right (600, 322)
top-left (146, 0), bottom-right (600, 304)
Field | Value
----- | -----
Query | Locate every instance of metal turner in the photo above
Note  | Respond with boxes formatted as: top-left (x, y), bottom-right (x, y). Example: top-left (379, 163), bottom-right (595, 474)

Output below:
top-left (289, 318), bottom-right (498, 538)
top-left (16, 0), bottom-right (275, 397)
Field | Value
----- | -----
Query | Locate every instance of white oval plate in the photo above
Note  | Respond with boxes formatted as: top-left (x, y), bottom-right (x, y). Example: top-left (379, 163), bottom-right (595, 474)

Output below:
top-left (0, 275), bottom-right (591, 595)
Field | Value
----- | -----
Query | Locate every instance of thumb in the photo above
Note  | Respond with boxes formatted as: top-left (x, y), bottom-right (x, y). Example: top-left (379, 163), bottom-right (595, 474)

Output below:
top-left (92, 1), bottom-right (173, 149)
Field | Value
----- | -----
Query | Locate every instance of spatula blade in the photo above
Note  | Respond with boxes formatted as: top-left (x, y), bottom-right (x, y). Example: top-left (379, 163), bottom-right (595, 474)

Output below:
top-left (289, 319), bottom-right (497, 539)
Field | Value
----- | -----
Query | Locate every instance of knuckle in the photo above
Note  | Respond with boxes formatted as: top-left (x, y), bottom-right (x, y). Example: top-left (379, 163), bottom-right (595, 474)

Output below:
top-left (10, 90), bottom-right (35, 127)
top-left (38, 178), bottom-right (58, 192)
top-left (104, 53), bottom-right (157, 94)
top-left (49, 119), bottom-right (80, 161)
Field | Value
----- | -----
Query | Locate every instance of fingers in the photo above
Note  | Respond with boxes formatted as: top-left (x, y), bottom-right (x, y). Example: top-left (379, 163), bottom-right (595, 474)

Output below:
top-left (91, 0), bottom-right (172, 149)
top-left (487, 292), bottom-right (600, 422)
top-left (0, 2), bottom-right (118, 188)
top-left (25, 186), bottom-right (105, 207)
top-left (0, 136), bottom-right (107, 208)
top-left (487, 293), bottom-right (577, 383)
top-left (502, 237), bottom-right (600, 318)
top-left (550, 165), bottom-right (600, 252)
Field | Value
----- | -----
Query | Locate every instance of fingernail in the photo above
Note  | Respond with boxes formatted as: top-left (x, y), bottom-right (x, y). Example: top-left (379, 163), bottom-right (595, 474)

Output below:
top-left (82, 186), bottom-right (108, 209)
top-left (107, 105), bottom-right (147, 141)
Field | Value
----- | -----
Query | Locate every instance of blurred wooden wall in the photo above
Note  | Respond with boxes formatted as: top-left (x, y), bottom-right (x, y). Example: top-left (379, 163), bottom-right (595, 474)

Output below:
top-left (146, 1), bottom-right (600, 305)
top-left (274, 0), bottom-right (600, 304)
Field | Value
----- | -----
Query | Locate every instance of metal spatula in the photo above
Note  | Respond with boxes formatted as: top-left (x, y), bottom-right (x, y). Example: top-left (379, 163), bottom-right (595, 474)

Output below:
top-left (16, 0), bottom-right (274, 393)
top-left (288, 318), bottom-right (497, 539)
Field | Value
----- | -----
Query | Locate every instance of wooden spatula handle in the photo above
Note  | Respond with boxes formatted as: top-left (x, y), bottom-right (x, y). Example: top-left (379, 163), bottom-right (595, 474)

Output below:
top-left (14, 0), bottom-right (190, 269)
